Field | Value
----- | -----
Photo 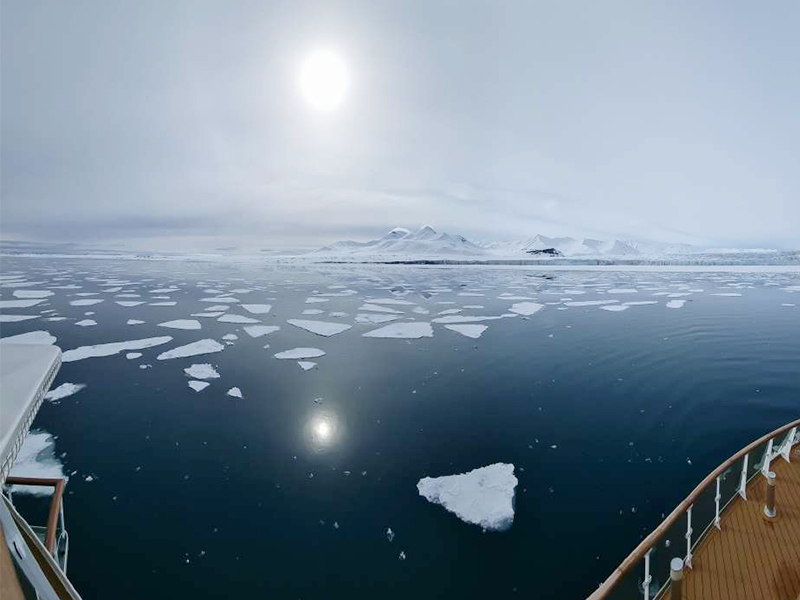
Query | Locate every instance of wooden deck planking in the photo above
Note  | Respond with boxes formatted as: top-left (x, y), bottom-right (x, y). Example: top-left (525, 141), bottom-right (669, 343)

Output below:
top-left (675, 448), bottom-right (800, 600)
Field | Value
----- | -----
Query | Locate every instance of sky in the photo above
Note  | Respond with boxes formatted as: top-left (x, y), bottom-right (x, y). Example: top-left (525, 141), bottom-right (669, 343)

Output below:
top-left (2, 0), bottom-right (800, 251)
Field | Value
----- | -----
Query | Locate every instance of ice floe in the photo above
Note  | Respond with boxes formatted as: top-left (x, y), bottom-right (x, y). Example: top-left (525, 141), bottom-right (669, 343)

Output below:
top-left (302, 309), bottom-right (324, 315)
top-left (564, 300), bottom-right (619, 307)
top-left (432, 315), bottom-right (506, 324)
top-left (359, 303), bottom-right (403, 314)
top-left (0, 299), bottom-right (46, 309)
top-left (1, 330), bottom-right (57, 345)
top-left (158, 319), bottom-right (202, 330)
top-left (12, 290), bottom-right (53, 298)
top-left (63, 336), bottom-right (173, 362)
top-left (242, 304), bottom-right (271, 314)
top-left (45, 383), bottom-right (86, 402)
top-left (70, 299), bottom-right (104, 306)
top-left (355, 314), bottom-right (400, 324)
top-left (363, 322), bottom-right (433, 339)
top-left (227, 387), bottom-right (243, 398)
top-left (218, 314), bottom-right (260, 324)
top-left (367, 298), bottom-right (416, 306)
top-left (274, 348), bottom-right (326, 360)
top-left (9, 431), bottom-right (65, 495)
top-left (157, 339), bottom-right (225, 360)
top-left (600, 305), bottom-right (629, 312)
top-left (287, 319), bottom-right (352, 337)
top-left (509, 302), bottom-right (544, 316)
top-left (417, 463), bottom-right (517, 531)
top-left (116, 301), bottom-right (146, 307)
top-left (444, 324), bottom-right (488, 339)
top-left (711, 293), bottom-right (742, 297)
top-left (607, 289), bottom-right (638, 294)
top-left (184, 363), bottom-right (220, 379)
top-left (192, 312), bottom-right (224, 318)
top-left (666, 300), bottom-right (686, 309)
top-left (0, 314), bottom-right (39, 322)
top-left (75, 319), bottom-right (97, 327)
top-left (126, 352), bottom-right (142, 359)
top-left (622, 301), bottom-right (659, 306)
top-left (127, 319), bottom-right (145, 325)
top-left (298, 361), bottom-right (317, 371)
top-left (305, 297), bottom-right (329, 304)
top-left (188, 381), bottom-right (210, 392)
top-left (243, 325), bottom-right (280, 338)
top-left (149, 301), bottom-right (177, 306)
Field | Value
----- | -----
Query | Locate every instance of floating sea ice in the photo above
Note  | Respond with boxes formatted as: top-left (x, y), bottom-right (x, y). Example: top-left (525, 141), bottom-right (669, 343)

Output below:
top-left (116, 301), bottom-right (146, 307)
top-left (509, 302), bottom-right (544, 316)
top-left (297, 361), bottom-right (317, 371)
top-left (328, 311), bottom-right (348, 318)
top-left (45, 383), bottom-right (86, 402)
top-left (305, 297), bottom-right (329, 304)
top-left (0, 299), bottom-right (46, 309)
top-left (274, 348), bottom-right (326, 360)
top-left (218, 314), bottom-right (260, 324)
top-left (70, 299), bottom-right (104, 306)
top-left (711, 293), bottom-right (742, 297)
top-left (203, 305), bottom-right (229, 311)
top-left (0, 314), bottom-right (39, 323)
top-left (1, 330), bottom-right (57, 345)
top-left (243, 325), bottom-right (280, 338)
top-left (12, 290), bottom-right (54, 298)
top-left (432, 315), bottom-right (506, 324)
top-left (600, 305), bottom-right (629, 312)
top-left (242, 304), bottom-right (271, 314)
top-left (188, 381), bottom-right (210, 392)
top-left (417, 463), bottom-right (517, 531)
top-left (438, 308), bottom-right (462, 315)
top-left (302, 309), bottom-right (324, 315)
top-left (355, 313), bottom-right (400, 324)
top-left (184, 363), bottom-right (220, 379)
top-left (126, 353), bottom-right (142, 359)
top-left (622, 301), bottom-right (659, 306)
top-left (9, 432), bottom-right (65, 496)
top-left (444, 324), bottom-right (488, 339)
top-left (75, 319), bottom-right (97, 327)
top-left (666, 300), bottom-right (686, 309)
top-left (781, 303), bottom-right (796, 307)
top-left (222, 334), bottom-right (238, 341)
top-left (192, 312), bottom-right (225, 318)
top-left (607, 289), bottom-right (638, 294)
top-left (462, 305), bottom-right (484, 309)
top-left (64, 336), bottom-right (173, 362)
top-left (200, 297), bottom-right (240, 303)
top-left (158, 319), bottom-right (202, 330)
top-left (359, 303), bottom-right (402, 314)
top-left (412, 307), bottom-right (430, 315)
top-left (127, 319), bottom-right (145, 325)
top-left (157, 339), bottom-right (225, 360)
top-left (564, 300), bottom-right (619, 307)
top-left (226, 387), bottom-right (243, 398)
top-left (365, 298), bottom-right (415, 306)
top-left (149, 301), bottom-right (177, 306)
top-left (287, 319), bottom-right (352, 337)
top-left (363, 322), bottom-right (433, 339)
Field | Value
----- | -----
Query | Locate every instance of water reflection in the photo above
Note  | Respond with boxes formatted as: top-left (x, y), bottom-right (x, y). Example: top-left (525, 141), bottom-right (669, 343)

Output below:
top-left (305, 410), bottom-right (341, 452)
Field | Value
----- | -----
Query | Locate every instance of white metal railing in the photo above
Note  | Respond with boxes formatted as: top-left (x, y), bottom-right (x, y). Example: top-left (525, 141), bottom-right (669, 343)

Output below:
top-left (588, 418), bottom-right (800, 600)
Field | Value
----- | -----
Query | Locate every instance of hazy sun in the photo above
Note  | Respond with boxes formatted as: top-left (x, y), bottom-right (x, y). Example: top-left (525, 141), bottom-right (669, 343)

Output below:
top-left (299, 50), bottom-right (348, 111)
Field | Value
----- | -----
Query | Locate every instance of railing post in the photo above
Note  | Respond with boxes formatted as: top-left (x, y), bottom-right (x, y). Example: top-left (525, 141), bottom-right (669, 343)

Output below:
top-left (764, 471), bottom-right (777, 519)
top-left (714, 476), bottom-right (722, 530)
top-left (762, 438), bottom-right (774, 477)
top-left (685, 505), bottom-right (693, 569)
top-left (643, 548), bottom-right (652, 600)
top-left (738, 453), bottom-right (749, 500)
top-left (780, 427), bottom-right (797, 463)
top-left (670, 557), bottom-right (684, 600)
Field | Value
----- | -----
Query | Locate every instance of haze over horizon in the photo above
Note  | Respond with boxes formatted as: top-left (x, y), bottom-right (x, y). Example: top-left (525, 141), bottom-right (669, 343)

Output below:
top-left (2, 1), bottom-right (800, 251)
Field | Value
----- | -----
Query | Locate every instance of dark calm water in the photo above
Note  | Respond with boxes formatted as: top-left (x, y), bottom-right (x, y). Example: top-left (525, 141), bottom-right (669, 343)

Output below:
top-left (2, 257), bottom-right (799, 599)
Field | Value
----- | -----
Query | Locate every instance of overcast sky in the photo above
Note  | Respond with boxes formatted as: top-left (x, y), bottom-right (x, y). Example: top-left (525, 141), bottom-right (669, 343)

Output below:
top-left (2, 1), bottom-right (799, 250)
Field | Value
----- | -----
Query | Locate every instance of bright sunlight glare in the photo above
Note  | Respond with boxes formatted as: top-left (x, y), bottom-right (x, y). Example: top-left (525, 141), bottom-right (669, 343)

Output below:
top-left (298, 50), bottom-right (348, 111)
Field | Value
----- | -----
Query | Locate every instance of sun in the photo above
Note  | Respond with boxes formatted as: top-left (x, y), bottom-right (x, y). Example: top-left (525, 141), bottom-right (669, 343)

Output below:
top-left (299, 50), bottom-right (348, 111)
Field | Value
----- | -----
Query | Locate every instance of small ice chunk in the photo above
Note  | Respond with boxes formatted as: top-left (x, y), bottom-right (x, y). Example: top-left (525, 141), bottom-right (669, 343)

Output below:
top-left (70, 299), bottom-right (104, 306)
top-left (622, 301), bottom-right (658, 306)
top-left (157, 339), bottom-right (225, 360)
top-left (287, 319), bottom-right (352, 337)
top-left (222, 333), bottom-right (238, 341)
top-left (116, 301), bottom-right (146, 307)
top-left (126, 352), bottom-right (142, 359)
top-left (127, 319), bottom-right (145, 325)
top-left (444, 324), bottom-right (488, 339)
top-left (666, 300), bottom-right (686, 309)
top-left (242, 304), bottom-right (271, 314)
top-left (297, 361), bottom-right (317, 371)
top-left (417, 463), bottom-right (517, 531)
top-left (158, 319), bottom-right (202, 330)
top-left (243, 325), bottom-right (280, 338)
top-left (184, 363), bottom-right (220, 379)
top-left (600, 305), bottom-right (629, 312)
top-left (274, 348), bottom-right (326, 360)
top-left (305, 297), bottom-right (329, 304)
top-left (302, 309), bottom-right (324, 315)
top-left (45, 383), bottom-right (86, 402)
top-left (564, 300), bottom-right (619, 307)
top-left (226, 387), bottom-right (243, 398)
top-left (188, 381), bottom-right (210, 392)
top-left (711, 293), bottom-right (742, 297)
top-left (509, 302), bottom-right (544, 316)
top-left (75, 319), bottom-right (97, 327)
top-left (149, 301), bottom-right (177, 306)
top-left (218, 314), bottom-right (260, 324)
top-left (355, 313), bottom-right (400, 324)
top-left (363, 322), bottom-right (433, 339)
top-left (359, 303), bottom-right (403, 314)
top-left (607, 289), bottom-right (638, 294)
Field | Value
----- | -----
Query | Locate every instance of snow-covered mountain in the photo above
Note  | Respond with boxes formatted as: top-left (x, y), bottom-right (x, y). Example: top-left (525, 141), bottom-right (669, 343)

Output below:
top-left (480, 234), bottom-right (641, 257)
top-left (314, 226), bottom-right (486, 257)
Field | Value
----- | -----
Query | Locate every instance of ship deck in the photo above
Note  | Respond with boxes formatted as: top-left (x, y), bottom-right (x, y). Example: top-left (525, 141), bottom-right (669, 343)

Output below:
top-left (676, 446), bottom-right (800, 600)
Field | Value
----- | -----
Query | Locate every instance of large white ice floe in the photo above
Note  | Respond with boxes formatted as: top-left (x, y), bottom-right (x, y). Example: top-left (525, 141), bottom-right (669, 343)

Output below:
top-left (509, 302), bottom-right (544, 316)
top-left (63, 336), bottom-right (173, 362)
top-left (218, 314), bottom-right (260, 324)
top-left (9, 431), bottom-right (66, 496)
top-left (12, 290), bottom-right (53, 298)
top-left (157, 339), bottom-right (225, 360)
top-left (242, 304), bottom-right (271, 314)
top-left (45, 383), bottom-right (86, 402)
top-left (363, 322), bottom-right (433, 339)
top-left (0, 299), bottom-right (46, 309)
top-left (243, 325), bottom-right (280, 338)
top-left (287, 319), bottom-right (352, 337)
top-left (417, 463), bottom-right (517, 531)
top-left (0, 314), bottom-right (39, 323)
top-left (184, 363), bottom-right (220, 379)
top-left (158, 319), bottom-right (202, 330)
top-left (274, 347), bottom-right (326, 360)
top-left (444, 324), bottom-right (488, 339)
top-left (1, 330), bottom-right (57, 345)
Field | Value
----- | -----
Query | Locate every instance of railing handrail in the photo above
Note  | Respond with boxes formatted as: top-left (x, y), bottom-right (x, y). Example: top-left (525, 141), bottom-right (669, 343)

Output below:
top-left (4, 476), bottom-right (66, 554)
top-left (587, 417), bottom-right (800, 599)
